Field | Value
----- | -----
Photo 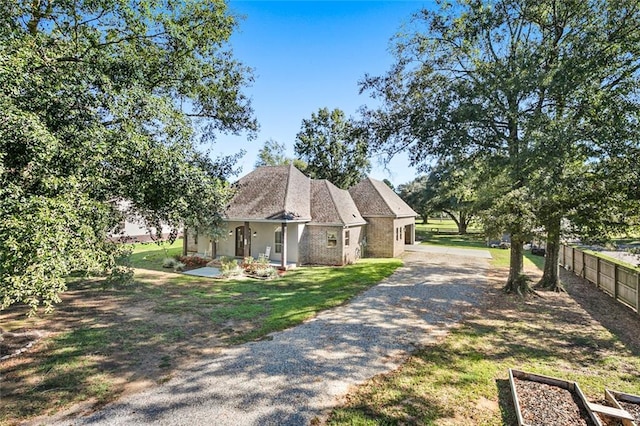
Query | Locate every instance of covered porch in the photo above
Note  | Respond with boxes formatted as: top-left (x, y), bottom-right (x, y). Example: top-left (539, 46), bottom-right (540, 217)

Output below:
top-left (185, 220), bottom-right (304, 269)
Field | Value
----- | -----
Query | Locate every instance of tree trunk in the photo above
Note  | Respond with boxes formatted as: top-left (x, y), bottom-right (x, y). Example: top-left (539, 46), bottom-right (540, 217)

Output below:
top-left (458, 212), bottom-right (469, 235)
top-left (458, 221), bottom-right (468, 235)
top-left (503, 236), bottom-right (533, 295)
top-left (536, 216), bottom-right (564, 292)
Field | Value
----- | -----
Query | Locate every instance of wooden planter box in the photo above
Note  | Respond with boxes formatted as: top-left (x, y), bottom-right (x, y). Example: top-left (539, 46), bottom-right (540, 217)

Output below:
top-left (602, 389), bottom-right (640, 426)
top-left (509, 369), bottom-right (603, 426)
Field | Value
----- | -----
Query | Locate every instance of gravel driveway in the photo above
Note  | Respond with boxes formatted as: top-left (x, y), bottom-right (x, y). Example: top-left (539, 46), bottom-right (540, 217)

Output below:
top-left (59, 251), bottom-right (488, 425)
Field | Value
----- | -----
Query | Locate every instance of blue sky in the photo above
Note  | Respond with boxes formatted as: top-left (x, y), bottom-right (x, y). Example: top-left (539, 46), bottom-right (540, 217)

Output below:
top-left (214, 1), bottom-right (432, 187)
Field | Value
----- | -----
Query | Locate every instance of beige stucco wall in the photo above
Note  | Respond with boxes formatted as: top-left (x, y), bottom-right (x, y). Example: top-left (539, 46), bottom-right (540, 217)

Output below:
top-left (186, 229), bottom-right (199, 253)
top-left (214, 221), bottom-right (300, 264)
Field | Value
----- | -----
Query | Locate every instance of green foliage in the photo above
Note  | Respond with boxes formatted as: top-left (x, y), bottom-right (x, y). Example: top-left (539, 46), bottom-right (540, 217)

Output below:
top-left (219, 257), bottom-right (241, 277)
top-left (254, 139), bottom-right (307, 170)
top-left (162, 258), bottom-right (177, 269)
top-left (397, 176), bottom-right (431, 221)
top-left (160, 258), bottom-right (184, 272)
top-left (0, 0), bottom-right (256, 312)
top-left (295, 107), bottom-right (371, 189)
top-left (400, 159), bottom-right (483, 234)
top-left (362, 0), bottom-right (640, 282)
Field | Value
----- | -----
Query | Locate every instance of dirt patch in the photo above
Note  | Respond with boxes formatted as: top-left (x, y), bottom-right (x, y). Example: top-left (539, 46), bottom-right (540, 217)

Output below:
top-left (560, 268), bottom-right (640, 354)
top-left (0, 273), bottom-right (253, 424)
top-left (480, 265), bottom-right (637, 354)
top-left (0, 330), bottom-right (48, 361)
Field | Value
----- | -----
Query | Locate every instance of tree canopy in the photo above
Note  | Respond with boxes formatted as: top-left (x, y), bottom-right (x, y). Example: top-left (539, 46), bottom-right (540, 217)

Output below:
top-left (254, 139), bottom-right (307, 170)
top-left (362, 0), bottom-right (640, 293)
top-left (294, 107), bottom-right (371, 189)
top-left (0, 0), bottom-right (256, 312)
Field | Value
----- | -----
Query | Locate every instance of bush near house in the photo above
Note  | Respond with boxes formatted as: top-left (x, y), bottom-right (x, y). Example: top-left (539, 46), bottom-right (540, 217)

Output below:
top-left (175, 255), bottom-right (209, 268)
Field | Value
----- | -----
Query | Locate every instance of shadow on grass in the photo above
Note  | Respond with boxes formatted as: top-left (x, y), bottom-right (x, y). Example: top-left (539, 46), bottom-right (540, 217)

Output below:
top-left (328, 265), bottom-right (640, 425)
top-left (0, 259), bottom-right (403, 424)
top-left (496, 378), bottom-right (518, 426)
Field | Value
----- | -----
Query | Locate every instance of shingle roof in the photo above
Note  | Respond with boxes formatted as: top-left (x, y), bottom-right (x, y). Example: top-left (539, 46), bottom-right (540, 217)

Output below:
top-left (310, 180), bottom-right (367, 226)
top-left (224, 164), bottom-right (311, 221)
top-left (349, 177), bottom-right (418, 218)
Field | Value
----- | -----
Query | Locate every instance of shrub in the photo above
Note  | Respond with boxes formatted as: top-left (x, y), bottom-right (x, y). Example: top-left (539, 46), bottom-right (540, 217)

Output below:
top-left (176, 255), bottom-right (208, 268)
top-left (242, 256), bottom-right (276, 279)
top-left (254, 266), bottom-right (278, 279)
top-left (162, 258), bottom-right (178, 269)
top-left (219, 257), bottom-right (241, 277)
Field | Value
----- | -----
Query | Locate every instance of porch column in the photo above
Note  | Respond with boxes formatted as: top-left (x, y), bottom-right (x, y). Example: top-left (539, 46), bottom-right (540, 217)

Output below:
top-left (243, 221), bottom-right (250, 257)
top-left (281, 222), bottom-right (288, 269)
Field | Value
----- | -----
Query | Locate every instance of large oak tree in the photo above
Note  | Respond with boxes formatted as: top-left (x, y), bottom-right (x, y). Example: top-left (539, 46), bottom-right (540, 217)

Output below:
top-left (294, 107), bottom-right (370, 189)
top-left (0, 0), bottom-right (257, 312)
top-left (362, 0), bottom-right (640, 294)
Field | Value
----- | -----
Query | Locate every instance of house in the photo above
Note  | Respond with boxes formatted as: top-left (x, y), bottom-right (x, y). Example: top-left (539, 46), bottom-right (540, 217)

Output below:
top-left (185, 164), bottom-right (416, 267)
top-left (108, 200), bottom-right (175, 243)
top-left (349, 177), bottom-right (417, 258)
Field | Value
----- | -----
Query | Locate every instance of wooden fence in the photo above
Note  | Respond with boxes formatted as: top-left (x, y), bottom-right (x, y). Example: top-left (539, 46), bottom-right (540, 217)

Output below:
top-left (559, 245), bottom-right (640, 314)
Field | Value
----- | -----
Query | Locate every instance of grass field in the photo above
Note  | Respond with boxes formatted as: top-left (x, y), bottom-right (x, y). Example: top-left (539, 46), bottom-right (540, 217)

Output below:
top-left (5, 229), bottom-right (639, 424)
top-left (0, 249), bottom-right (401, 424)
top-left (416, 220), bottom-right (545, 270)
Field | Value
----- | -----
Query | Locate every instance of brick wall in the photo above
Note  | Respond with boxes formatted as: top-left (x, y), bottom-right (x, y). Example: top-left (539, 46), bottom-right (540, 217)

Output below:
top-left (364, 217), bottom-right (415, 258)
top-left (300, 225), bottom-right (362, 265)
top-left (342, 226), bottom-right (364, 265)
top-left (392, 217), bottom-right (415, 257)
top-left (363, 217), bottom-right (394, 258)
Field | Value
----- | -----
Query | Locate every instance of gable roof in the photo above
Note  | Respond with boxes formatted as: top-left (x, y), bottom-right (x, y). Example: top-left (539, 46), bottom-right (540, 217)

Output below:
top-left (224, 164), bottom-right (311, 222)
top-left (310, 180), bottom-right (367, 226)
top-left (349, 177), bottom-right (417, 218)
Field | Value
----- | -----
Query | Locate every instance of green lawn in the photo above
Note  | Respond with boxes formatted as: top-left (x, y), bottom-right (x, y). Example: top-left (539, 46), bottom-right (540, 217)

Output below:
top-left (126, 239), bottom-right (184, 271)
top-left (418, 218), bottom-right (481, 234)
top-left (1, 256), bottom-right (402, 424)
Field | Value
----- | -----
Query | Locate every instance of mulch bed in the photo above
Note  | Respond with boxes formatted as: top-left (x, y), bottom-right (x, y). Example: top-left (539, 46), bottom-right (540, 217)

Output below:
top-left (513, 377), bottom-right (597, 426)
top-left (594, 398), bottom-right (640, 426)
top-left (618, 400), bottom-right (640, 422)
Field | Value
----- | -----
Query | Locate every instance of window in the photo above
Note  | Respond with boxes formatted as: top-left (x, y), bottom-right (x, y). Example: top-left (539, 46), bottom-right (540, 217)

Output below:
top-left (274, 227), bottom-right (283, 253)
top-left (344, 230), bottom-right (350, 247)
top-left (327, 231), bottom-right (337, 247)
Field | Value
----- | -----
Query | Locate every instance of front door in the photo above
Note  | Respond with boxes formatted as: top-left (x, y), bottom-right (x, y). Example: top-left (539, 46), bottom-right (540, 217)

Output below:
top-left (235, 226), bottom-right (250, 257)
